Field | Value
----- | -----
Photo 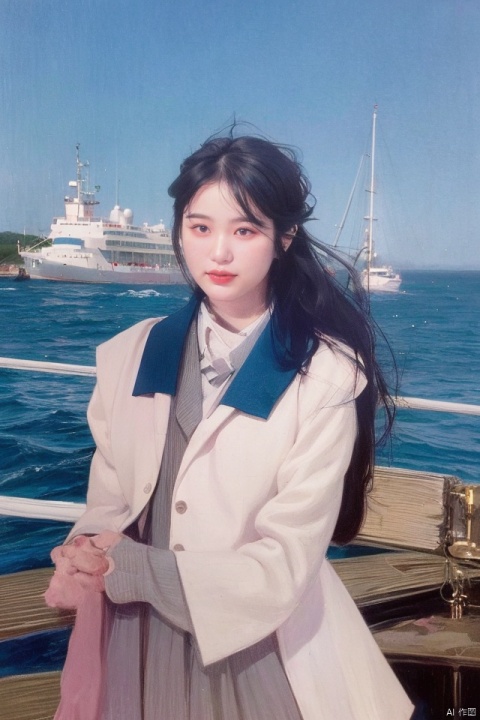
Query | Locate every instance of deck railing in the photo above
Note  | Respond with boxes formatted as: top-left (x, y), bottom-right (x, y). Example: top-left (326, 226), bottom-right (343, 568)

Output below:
top-left (1, 355), bottom-right (479, 522)
top-left (2, 355), bottom-right (479, 414)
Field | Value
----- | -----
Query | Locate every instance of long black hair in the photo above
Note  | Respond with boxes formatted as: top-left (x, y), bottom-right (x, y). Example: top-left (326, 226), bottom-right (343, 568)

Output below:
top-left (168, 133), bottom-right (395, 544)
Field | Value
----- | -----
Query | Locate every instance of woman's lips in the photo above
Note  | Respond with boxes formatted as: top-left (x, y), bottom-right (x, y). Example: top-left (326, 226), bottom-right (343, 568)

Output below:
top-left (206, 271), bottom-right (236, 285)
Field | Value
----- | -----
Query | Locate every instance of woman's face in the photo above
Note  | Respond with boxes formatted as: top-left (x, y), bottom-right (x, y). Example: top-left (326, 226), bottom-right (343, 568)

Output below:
top-left (181, 182), bottom-right (278, 329)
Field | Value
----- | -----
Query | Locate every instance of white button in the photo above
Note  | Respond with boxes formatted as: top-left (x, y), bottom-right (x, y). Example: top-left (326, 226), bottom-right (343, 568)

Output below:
top-left (175, 501), bottom-right (187, 514)
top-left (173, 543), bottom-right (185, 552)
top-left (144, 483), bottom-right (152, 494)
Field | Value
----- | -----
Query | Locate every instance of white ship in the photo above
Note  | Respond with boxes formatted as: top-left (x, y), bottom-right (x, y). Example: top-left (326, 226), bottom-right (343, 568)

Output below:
top-left (20, 145), bottom-right (185, 285)
top-left (362, 264), bottom-right (402, 293)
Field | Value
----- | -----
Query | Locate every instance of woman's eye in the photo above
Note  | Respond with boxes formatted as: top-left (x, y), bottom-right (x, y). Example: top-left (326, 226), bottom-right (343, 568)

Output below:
top-left (236, 227), bottom-right (255, 237)
top-left (193, 224), bottom-right (209, 233)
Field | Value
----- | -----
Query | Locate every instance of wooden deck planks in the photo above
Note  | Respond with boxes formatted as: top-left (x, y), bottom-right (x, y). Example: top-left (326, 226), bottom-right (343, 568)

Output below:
top-left (0, 568), bottom-right (75, 640)
top-left (333, 551), bottom-right (452, 605)
top-left (0, 672), bottom-right (60, 720)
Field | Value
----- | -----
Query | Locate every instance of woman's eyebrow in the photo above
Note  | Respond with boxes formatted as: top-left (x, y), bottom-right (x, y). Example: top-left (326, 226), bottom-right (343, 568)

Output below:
top-left (184, 212), bottom-right (268, 227)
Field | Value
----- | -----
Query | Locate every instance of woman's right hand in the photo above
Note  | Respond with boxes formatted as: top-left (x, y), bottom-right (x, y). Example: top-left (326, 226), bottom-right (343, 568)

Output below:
top-left (44, 535), bottom-right (109, 609)
top-left (61, 535), bottom-right (110, 575)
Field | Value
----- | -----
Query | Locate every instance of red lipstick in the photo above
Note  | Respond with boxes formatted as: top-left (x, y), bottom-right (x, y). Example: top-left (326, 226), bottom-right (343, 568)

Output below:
top-left (207, 271), bottom-right (236, 285)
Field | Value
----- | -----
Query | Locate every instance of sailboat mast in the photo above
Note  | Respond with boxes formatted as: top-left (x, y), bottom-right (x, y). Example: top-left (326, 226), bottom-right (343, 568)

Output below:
top-left (360, 106), bottom-right (401, 292)
top-left (366, 105), bottom-right (377, 270)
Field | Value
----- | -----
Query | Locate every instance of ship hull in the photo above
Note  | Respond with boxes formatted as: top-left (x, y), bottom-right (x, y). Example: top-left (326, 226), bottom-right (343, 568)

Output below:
top-left (21, 255), bottom-right (185, 285)
top-left (362, 277), bottom-right (402, 293)
top-left (361, 268), bottom-right (402, 293)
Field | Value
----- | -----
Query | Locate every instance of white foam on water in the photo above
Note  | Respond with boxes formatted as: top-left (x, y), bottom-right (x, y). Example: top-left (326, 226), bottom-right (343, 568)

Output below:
top-left (119, 289), bottom-right (162, 298)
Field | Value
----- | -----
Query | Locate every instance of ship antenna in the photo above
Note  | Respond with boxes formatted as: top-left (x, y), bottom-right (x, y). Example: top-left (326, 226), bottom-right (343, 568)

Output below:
top-left (76, 143), bottom-right (82, 203)
top-left (115, 148), bottom-right (120, 206)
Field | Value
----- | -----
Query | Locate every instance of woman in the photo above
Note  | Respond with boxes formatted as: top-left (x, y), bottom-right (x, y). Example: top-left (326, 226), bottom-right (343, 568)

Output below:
top-left (46, 134), bottom-right (414, 719)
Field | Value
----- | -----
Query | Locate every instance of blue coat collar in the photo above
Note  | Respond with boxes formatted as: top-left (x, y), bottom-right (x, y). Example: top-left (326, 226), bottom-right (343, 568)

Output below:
top-left (132, 296), bottom-right (297, 420)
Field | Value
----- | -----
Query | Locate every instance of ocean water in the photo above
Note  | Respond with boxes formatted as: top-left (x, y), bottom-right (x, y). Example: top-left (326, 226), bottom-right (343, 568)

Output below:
top-left (0, 271), bottom-right (479, 580)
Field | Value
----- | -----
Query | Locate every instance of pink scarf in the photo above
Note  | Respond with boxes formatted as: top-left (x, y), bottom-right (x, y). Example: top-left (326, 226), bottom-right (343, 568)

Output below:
top-left (54, 591), bottom-right (112, 720)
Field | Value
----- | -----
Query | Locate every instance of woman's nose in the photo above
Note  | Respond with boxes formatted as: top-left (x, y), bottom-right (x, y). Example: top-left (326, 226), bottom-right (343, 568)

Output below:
top-left (210, 232), bottom-right (233, 263)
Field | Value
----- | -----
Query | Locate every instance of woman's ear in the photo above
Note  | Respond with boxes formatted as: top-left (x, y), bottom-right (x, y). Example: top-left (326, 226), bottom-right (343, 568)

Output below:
top-left (281, 226), bottom-right (297, 252)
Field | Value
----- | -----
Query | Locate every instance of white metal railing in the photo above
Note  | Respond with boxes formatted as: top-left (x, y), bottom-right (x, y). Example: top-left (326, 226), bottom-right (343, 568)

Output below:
top-left (1, 355), bottom-right (479, 415)
top-left (0, 495), bottom-right (85, 522)
top-left (395, 396), bottom-right (480, 417)
top-left (0, 355), bottom-right (479, 522)
top-left (0, 357), bottom-right (96, 376)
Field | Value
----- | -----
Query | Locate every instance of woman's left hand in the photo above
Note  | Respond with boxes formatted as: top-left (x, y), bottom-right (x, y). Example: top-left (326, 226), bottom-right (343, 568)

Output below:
top-left (44, 531), bottom-right (124, 608)
top-left (61, 531), bottom-right (123, 575)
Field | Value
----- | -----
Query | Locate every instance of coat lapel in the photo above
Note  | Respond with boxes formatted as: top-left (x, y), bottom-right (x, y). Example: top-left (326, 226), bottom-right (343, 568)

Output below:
top-left (132, 295), bottom-right (199, 397)
top-left (221, 322), bottom-right (297, 420)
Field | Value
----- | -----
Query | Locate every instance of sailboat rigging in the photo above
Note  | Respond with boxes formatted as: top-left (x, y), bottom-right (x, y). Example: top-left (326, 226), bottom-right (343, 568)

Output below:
top-left (362, 106), bottom-right (401, 292)
top-left (334, 106), bottom-right (402, 293)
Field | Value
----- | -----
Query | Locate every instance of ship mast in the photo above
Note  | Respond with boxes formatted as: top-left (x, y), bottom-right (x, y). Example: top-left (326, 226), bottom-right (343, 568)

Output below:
top-left (65, 144), bottom-right (99, 222)
top-left (365, 105), bottom-right (378, 276)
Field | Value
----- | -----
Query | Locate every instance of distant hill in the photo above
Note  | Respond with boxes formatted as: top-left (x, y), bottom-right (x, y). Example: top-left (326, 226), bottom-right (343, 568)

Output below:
top-left (0, 231), bottom-right (41, 264)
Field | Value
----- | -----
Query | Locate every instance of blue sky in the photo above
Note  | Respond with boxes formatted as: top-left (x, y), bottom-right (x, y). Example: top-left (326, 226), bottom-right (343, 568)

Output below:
top-left (1, 0), bottom-right (479, 268)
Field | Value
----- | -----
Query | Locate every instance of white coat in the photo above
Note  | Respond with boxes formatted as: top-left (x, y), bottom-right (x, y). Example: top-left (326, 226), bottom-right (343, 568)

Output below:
top-left (69, 298), bottom-right (414, 720)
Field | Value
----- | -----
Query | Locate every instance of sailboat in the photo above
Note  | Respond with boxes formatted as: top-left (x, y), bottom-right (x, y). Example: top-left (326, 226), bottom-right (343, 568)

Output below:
top-left (361, 105), bottom-right (402, 292)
